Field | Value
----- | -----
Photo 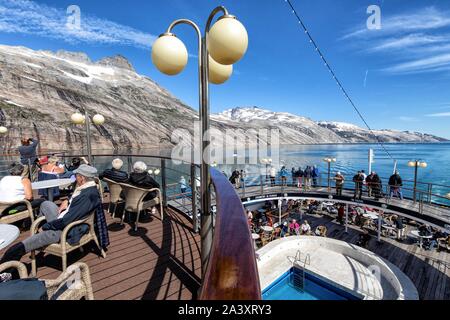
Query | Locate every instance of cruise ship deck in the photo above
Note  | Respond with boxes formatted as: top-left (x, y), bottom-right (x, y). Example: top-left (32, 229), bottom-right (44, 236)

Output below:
top-left (13, 205), bottom-right (201, 300)
top-left (1, 154), bottom-right (450, 300)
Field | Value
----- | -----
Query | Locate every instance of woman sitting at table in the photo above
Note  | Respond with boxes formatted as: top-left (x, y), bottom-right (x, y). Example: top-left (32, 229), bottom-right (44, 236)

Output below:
top-left (0, 163), bottom-right (44, 217)
top-left (40, 156), bottom-right (65, 175)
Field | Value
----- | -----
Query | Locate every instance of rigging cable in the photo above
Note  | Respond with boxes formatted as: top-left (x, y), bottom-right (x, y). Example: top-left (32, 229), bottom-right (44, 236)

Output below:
top-left (284, 0), bottom-right (394, 160)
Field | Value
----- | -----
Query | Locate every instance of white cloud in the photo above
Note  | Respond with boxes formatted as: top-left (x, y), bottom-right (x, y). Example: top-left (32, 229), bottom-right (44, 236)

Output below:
top-left (0, 0), bottom-right (156, 49)
top-left (368, 33), bottom-right (448, 52)
top-left (341, 6), bottom-right (450, 75)
top-left (342, 6), bottom-right (450, 40)
top-left (383, 53), bottom-right (450, 74)
top-left (426, 112), bottom-right (450, 117)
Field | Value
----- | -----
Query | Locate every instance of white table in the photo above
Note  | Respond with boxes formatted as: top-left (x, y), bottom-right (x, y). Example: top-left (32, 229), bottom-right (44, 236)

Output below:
top-left (32, 178), bottom-right (73, 201)
top-left (261, 226), bottom-right (274, 233)
top-left (363, 213), bottom-right (379, 220)
top-left (410, 230), bottom-right (433, 249)
top-left (0, 224), bottom-right (20, 250)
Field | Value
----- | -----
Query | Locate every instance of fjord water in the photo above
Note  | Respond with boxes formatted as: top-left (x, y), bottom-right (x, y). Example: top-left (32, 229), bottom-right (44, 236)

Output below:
top-left (278, 143), bottom-right (450, 186)
top-left (1, 143), bottom-right (449, 201)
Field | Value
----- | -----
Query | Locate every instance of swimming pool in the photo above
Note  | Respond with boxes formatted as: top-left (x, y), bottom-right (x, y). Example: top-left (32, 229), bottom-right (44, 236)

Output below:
top-left (262, 267), bottom-right (361, 300)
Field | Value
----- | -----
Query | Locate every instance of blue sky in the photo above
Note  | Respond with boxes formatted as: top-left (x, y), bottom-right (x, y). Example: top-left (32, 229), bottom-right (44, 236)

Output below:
top-left (1, 0), bottom-right (450, 138)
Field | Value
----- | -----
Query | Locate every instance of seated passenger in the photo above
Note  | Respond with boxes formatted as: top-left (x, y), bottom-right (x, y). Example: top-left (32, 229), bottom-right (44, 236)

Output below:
top-left (315, 225), bottom-right (327, 237)
top-left (0, 165), bottom-right (101, 268)
top-left (0, 163), bottom-right (45, 217)
top-left (100, 158), bottom-right (129, 183)
top-left (129, 161), bottom-right (160, 201)
top-left (40, 156), bottom-right (65, 175)
top-left (289, 219), bottom-right (300, 235)
top-left (300, 220), bottom-right (312, 235)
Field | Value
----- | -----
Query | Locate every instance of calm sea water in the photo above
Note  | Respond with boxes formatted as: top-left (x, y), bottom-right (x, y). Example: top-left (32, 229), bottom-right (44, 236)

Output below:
top-left (1, 143), bottom-right (449, 200)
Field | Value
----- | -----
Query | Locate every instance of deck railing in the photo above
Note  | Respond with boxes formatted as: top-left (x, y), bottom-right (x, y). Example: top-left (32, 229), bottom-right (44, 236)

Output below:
top-left (199, 168), bottom-right (261, 300)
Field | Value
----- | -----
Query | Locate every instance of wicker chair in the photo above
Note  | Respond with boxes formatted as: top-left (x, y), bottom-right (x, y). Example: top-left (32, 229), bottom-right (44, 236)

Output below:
top-left (315, 225), bottom-right (328, 237)
top-left (102, 177), bottom-right (124, 218)
top-left (0, 200), bottom-right (34, 225)
top-left (119, 183), bottom-right (163, 231)
top-left (0, 261), bottom-right (28, 279)
top-left (0, 261), bottom-right (94, 300)
top-left (30, 211), bottom-right (106, 276)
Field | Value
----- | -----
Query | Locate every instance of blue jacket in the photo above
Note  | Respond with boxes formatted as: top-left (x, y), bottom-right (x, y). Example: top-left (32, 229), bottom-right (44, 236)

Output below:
top-left (312, 167), bottom-right (319, 178)
top-left (279, 168), bottom-right (289, 177)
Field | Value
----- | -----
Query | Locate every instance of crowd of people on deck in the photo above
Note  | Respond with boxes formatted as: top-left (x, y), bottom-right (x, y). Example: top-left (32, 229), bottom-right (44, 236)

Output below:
top-left (246, 197), bottom-right (450, 252)
top-left (0, 137), bottom-right (162, 285)
top-left (224, 162), bottom-right (407, 204)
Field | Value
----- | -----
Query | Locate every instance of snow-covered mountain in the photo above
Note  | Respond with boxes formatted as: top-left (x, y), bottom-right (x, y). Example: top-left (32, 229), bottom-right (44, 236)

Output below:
top-left (213, 107), bottom-right (447, 143)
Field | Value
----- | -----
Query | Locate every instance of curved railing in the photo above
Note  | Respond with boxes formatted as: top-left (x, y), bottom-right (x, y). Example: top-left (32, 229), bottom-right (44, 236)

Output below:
top-left (199, 168), bottom-right (261, 300)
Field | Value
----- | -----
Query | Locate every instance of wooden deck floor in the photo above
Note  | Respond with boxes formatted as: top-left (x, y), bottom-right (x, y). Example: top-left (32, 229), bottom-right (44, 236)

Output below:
top-left (282, 211), bottom-right (450, 300)
top-left (9, 207), bottom-right (201, 300)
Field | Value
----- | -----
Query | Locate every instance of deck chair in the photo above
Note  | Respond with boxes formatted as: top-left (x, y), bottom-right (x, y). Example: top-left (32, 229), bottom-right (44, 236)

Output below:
top-left (260, 231), bottom-right (274, 246)
top-left (315, 225), bottom-right (327, 237)
top-left (102, 178), bottom-right (124, 218)
top-left (119, 183), bottom-right (163, 231)
top-left (0, 261), bottom-right (94, 300)
top-left (0, 200), bottom-right (34, 225)
top-left (30, 210), bottom-right (106, 276)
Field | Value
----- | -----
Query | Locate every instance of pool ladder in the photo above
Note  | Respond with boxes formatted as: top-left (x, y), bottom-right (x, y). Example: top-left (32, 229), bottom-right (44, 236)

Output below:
top-left (290, 250), bottom-right (310, 290)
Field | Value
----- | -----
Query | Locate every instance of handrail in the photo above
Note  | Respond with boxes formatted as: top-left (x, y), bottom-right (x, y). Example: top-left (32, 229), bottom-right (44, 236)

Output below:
top-left (199, 168), bottom-right (261, 300)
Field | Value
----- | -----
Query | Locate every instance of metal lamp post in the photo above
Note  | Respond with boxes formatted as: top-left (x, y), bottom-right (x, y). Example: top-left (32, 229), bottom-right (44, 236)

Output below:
top-left (408, 160), bottom-right (427, 202)
top-left (323, 157), bottom-right (336, 191)
top-left (71, 111), bottom-right (105, 164)
top-left (151, 6), bottom-right (248, 276)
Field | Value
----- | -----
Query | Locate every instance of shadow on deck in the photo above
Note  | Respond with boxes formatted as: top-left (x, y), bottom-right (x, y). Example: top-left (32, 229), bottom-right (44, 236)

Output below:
top-left (12, 207), bottom-right (201, 300)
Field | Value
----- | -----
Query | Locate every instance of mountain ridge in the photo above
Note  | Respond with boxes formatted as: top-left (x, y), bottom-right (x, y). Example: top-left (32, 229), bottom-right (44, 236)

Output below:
top-left (0, 45), bottom-right (446, 154)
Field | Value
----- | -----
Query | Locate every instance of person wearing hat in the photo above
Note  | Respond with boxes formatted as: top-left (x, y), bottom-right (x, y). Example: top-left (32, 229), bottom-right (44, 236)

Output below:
top-left (0, 164), bottom-right (102, 267)
top-left (40, 156), bottom-right (65, 175)
top-left (99, 158), bottom-right (129, 183)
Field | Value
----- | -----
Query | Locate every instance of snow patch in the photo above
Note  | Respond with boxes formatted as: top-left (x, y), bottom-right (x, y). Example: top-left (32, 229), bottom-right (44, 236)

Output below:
top-left (5, 100), bottom-right (24, 107)
top-left (62, 71), bottom-right (92, 85)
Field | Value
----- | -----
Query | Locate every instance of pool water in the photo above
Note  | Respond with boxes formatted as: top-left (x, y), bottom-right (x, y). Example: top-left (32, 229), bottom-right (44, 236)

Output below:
top-left (262, 268), bottom-right (360, 300)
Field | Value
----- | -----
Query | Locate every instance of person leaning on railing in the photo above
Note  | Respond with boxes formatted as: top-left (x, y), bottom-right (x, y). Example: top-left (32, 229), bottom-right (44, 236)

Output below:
top-left (352, 171), bottom-right (364, 200)
top-left (388, 171), bottom-right (404, 200)
top-left (371, 172), bottom-right (383, 201)
top-left (0, 163), bottom-right (45, 217)
top-left (0, 164), bottom-right (102, 275)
